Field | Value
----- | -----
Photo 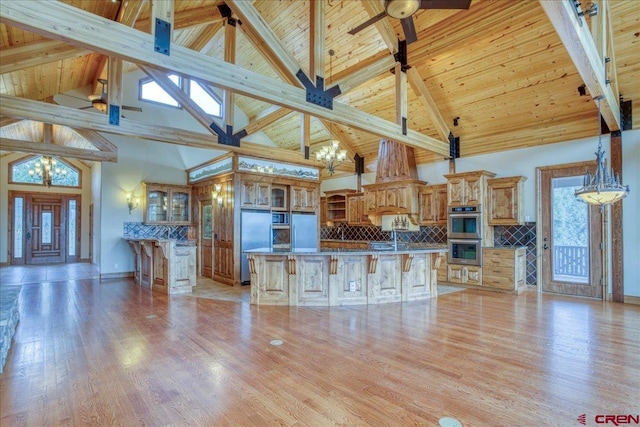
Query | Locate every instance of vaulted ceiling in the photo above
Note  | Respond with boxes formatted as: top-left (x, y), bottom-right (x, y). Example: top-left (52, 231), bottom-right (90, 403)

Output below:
top-left (1, 0), bottom-right (638, 175)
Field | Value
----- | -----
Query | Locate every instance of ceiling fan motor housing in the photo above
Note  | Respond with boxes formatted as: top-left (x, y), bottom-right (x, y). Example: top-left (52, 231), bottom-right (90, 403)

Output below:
top-left (385, 0), bottom-right (421, 19)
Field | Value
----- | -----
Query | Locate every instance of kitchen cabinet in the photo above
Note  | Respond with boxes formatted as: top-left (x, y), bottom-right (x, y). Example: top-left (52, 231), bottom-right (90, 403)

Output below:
top-left (271, 185), bottom-right (287, 211)
top-left (324, 190), bottom-right (356, 222)
top-left (347, 193), bottom-right (371, 225)
top-left (240, 178), bottom-right (271, 209)
top-left (482, 247), bottom-right (526, 291)
top-left (142, 182), bottom-right (192, 224)
top-left (444, 171), bottom-right (496, 207)
top-left (291, 184), bottom-right (318, 212)
top-left (418, 184), bottom-right (448, 225)
top-left (447, 264), bottom-right (482, 286)
top-left (362, 180), bottom-right (424, 225)
top-left (320, 197), bottom-right (327, 225)
top-left (487, 176), bottom-right (526, 225)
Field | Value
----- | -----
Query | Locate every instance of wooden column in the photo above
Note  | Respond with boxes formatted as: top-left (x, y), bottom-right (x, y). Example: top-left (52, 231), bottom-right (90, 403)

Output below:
top-left (610, 130), bottom-right (623, 302)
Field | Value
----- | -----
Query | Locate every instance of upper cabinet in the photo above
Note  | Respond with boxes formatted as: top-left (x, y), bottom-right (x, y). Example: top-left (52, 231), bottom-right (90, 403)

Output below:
top-left (347, 192), bottom-right (371, 225)
top-left (142, 182), bottom-right (192, 225)
top-left (444, 171), bottom-right (496, 207)
top-left (240, 178), bottom-right (271, 209)
top-left (271, 185), bottom-right (287, 211)
top-left (487, 176), bottom-right (526, 225)
top-left (290, 184), bottom-right (318, 213)
top-left (418, 184), bottom-right (448, 225)
top-left (324, 190), bottom-right (356, 222)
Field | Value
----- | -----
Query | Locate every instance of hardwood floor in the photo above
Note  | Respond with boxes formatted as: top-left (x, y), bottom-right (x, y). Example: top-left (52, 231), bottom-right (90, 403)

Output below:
top-left (1, 275), bottom-right (638, 426)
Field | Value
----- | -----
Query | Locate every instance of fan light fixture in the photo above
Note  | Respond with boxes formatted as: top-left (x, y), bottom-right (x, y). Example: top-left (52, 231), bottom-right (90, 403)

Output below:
top-left (28, 155), bottom-right (68, 188)
top-left (575, 96), bottom-right (630, 205)
top-left (385, 0), bottom-right (420, 19)
top-left (315, 140), bottom-right (347, 175)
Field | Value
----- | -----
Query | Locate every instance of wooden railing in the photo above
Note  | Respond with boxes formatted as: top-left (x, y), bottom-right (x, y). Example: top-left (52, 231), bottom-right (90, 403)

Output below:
top-left (554, 246), bottom-right (589, 278)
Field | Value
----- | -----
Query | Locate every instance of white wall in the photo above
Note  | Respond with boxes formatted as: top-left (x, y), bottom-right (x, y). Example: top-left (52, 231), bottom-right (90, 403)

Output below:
top-left (320, 130), bottom-right (640, 296)
top-left (0, 153), bottom-right (92, 264)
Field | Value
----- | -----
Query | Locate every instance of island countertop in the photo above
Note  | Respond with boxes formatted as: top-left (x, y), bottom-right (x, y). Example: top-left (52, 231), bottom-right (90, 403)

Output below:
top-left (244, 244), bottom-right (447, 256)
top-left (245, 246), bottom-right (447, 306)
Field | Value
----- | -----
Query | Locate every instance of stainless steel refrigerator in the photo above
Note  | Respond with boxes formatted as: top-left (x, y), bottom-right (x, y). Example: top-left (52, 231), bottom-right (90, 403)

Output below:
top-left (291, 213), bottom-right (318, 250)
top-left (240, 210), bottom-right (272, 284)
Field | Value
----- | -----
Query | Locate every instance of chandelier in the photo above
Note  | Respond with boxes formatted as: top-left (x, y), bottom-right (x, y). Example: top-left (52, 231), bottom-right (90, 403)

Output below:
top-left (28, 155), bottom-right (68, 188)
top-left (315, 140), bottom-right (347, 175)
top-left (575, 97), bottom-right (630, 205)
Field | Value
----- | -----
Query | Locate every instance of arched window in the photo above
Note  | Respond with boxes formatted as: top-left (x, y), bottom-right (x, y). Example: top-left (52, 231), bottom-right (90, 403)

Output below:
top-left (9, 155), bottom-right (81, 188)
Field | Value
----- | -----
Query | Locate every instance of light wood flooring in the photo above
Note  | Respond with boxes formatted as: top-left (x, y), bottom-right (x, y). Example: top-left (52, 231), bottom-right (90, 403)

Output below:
top-left (1, 269), bottom-right (638, 426)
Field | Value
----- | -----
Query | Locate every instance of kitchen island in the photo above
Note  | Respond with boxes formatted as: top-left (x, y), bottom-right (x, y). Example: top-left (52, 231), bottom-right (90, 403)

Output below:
top-left (124, 238), bottom-right (196, 294)
top-left (245, 246), bottom-right (447, 306)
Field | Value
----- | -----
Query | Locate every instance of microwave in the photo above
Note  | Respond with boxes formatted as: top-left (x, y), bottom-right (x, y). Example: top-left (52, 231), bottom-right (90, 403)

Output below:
top-left (448, 205), bottom-right (482, 239)
top-left (272, 213), bottom-right (289, 225)
top-left (448, 239), bottom-right (482, 266)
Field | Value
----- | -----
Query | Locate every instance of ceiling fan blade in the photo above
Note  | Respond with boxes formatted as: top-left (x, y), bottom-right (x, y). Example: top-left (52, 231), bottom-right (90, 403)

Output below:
top-left (348, 11), bottom-right (386, 35)
top-left (122, 105), bottom-right (143, 112)
top-left (78, 105), bottom-right (94, 110)
top-left (420, 0), bottom-right (471, 9)
top-left (401, 17), bottom-right (418, 44)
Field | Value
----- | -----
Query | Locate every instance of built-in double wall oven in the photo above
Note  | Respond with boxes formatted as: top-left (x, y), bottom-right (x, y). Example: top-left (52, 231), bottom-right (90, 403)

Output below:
top-left (447, 205), bottom-right (482, 266)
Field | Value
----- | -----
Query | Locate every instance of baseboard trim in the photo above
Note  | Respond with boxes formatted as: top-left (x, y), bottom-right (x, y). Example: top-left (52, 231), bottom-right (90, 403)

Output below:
top-left (624, 295), bottom-right (640, 305)
top-left (100, 272), bottom-right (134, 280)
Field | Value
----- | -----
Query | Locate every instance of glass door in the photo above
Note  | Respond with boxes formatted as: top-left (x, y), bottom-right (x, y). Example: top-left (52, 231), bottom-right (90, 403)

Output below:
top-left (200, 201), bottom-right (213, 278)
top-left (539, 164), bottom-right (602, 297)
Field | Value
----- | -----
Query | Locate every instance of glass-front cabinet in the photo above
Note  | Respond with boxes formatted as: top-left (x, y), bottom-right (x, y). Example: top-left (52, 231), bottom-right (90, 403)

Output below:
top-left (143, 182), bottom-right (192, 224)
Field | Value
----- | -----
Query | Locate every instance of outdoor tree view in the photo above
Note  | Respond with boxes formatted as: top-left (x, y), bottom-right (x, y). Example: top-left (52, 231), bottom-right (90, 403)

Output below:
top-left (552, 177), bottom-right (590, 283)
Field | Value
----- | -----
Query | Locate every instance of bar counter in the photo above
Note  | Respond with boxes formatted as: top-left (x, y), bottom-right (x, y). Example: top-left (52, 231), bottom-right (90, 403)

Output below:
top-left (244, 246), bottom-right (447, 306)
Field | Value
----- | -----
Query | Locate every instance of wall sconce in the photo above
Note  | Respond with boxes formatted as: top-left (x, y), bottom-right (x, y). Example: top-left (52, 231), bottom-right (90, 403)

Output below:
top-left (126, 192), bottom-right (140, 214)
top-left (211, 183), bottom-right (223, 207)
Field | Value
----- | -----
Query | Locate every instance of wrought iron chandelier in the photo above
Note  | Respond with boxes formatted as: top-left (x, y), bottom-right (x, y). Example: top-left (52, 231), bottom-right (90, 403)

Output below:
top-left (315, 140), bottom-right (347, 175)
top-left (575, 97), bottom-right (630, 205)
top-left (28, 155), bottom-right (68, 188)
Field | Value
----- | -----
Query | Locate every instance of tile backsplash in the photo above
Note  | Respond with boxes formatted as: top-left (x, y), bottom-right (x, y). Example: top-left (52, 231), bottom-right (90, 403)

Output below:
top-left (123, 222), bottom-right (191, 240)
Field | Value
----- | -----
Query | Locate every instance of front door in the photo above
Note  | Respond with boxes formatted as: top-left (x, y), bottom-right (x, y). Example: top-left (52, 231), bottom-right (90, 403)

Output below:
top-left (26, 193), bottom-right (66, 264)
top-left (9, 191), bottom-right (80, 265)
top-left (201, 201), bottom-right (213, 278)
top-left (539, 163), bottom-right (603, 298)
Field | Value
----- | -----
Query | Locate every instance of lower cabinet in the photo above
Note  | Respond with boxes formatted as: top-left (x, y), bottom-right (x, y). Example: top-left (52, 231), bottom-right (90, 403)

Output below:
top-left (447, 264), bottom-right (483, 286)
top-left (482, 247), bottom-right (526, 292)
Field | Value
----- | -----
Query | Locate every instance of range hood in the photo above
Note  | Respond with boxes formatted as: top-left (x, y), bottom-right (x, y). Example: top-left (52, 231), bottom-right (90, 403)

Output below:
top-left (363, 139), bottom-right (426, 226)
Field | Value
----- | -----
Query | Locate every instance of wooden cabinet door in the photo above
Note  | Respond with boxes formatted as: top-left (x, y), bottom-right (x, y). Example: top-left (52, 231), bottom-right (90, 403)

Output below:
top-left (418, 187), bottom-right (436, 224)
top-left (170, 188), bottom-right (191, 224)
top-left (255, 182), bottom-right (271, 209)
top-left (447, 178), bottom-right (465, 206)
top-left (358, 195), bottom-right (370, 224)
top-left (465, 176), bottom-right (483, 205)
top-left (488, 176), bottom-right (525, 225)
top-left (347, 195), bottom-right (360, 224)
top-left (434, 185), bottom-right (448, 224)
top-left (239, 180), bottom-right (256, 208)
top-left (448, 264), bottom-right (464, 283)
top-left (145, 186), bottom-right (169, 223)
top-left (465, 266), bottom-right (483, 285)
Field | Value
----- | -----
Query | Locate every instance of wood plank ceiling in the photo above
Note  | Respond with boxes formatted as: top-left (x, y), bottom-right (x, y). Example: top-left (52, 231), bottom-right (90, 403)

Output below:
top-left (0, 0), bottom-right (638, 175)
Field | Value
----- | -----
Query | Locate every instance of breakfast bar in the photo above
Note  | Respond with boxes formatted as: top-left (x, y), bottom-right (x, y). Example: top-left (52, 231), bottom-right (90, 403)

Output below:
top-left (245, 246), bottom-right (447, 306)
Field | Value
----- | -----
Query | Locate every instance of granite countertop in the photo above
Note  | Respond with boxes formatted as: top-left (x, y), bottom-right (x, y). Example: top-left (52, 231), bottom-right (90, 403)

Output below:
top-left (490, 245), bottom-right (528, 250)
top-left (123, 237), bottom-right (196, 246)
top-left (245, 245), bottom-right (447, 255)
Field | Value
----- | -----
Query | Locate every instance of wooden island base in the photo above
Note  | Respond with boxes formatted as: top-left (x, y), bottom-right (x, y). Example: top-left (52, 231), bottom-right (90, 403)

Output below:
top-left (245, 248), bottom-right (447, 306)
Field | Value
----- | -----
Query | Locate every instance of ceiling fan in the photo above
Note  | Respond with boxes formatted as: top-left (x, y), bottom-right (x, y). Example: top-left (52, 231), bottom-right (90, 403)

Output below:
top-left (348, 0), bottom-right (472, 44)
top-left (60, 79), bottom-right (142, 113)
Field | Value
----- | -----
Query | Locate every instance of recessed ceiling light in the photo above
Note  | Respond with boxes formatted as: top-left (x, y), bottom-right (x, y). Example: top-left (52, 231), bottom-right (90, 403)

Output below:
top-left (270, 339), bottom-right (284, 346)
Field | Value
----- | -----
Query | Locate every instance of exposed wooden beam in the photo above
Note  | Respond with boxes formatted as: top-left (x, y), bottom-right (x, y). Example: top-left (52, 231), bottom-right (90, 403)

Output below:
top-left (0, 96), bottom-right (318, 166)
top-left (0, 40), bottom-right (90, 75)
top-left (240, 106), bottom-right (293, 135)
top-left (0, 117), bottom-right (22, 128)
top-left (224, 19), bottom-right (237, 128)
top-left (43, 123), bottom-right (53, 144)
top-left (332, 54), bottom-right (397, 95)
top-left (71, 129), bottom-right (118, 153)
top-left (360, 0), bottom-right (398, 54)
top-left (134, 4), bottom-right (222, 32)
top-left (0, 138), bottom-right (117, 162)
top-left (140, 66), bottom-right (218, 137)
top-left (406, 67), bottom-right (450, 142)
top-left (108, 57), bottom-right (124, 115)
top-left (395, 63), bottom-right (407, 127)
top-left (310, 0), bottom-right (325, 81)
top-left (539, 1), bottom-right (619, 130)
top-left (0, 1), bottom-right (449, 156)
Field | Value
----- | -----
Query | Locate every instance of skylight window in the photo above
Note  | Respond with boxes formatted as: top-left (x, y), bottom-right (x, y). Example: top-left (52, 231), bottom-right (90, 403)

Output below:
top-left (139, 74), bottom-right (223, 118)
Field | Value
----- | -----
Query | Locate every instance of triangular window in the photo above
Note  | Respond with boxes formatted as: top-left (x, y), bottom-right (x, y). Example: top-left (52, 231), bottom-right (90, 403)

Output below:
top-left (9, 155), bottom-right (80, 188)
